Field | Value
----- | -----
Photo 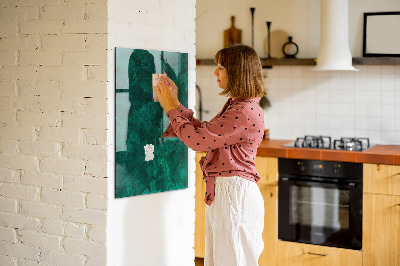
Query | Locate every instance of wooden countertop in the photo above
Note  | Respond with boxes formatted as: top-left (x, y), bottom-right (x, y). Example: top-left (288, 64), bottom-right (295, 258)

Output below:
top-left (257, 139), bottom-right (400, 165)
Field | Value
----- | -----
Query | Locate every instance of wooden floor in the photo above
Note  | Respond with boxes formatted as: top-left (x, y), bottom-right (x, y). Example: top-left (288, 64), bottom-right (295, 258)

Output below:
top-left (195, 257), bottom-right (204, 266)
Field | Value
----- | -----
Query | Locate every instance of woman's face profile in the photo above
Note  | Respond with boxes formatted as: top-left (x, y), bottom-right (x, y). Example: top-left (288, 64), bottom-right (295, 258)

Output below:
top-left (214, 64), bottom-right (228, 90)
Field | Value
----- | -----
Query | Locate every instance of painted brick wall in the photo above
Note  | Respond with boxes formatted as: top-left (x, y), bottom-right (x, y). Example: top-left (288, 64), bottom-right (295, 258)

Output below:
top-left (0, 1), bottom-right (108, 265)
top-left (107, 0), bottom-right (197, 265)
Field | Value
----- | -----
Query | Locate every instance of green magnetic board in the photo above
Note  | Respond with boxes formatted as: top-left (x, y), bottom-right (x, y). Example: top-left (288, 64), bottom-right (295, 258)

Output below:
top-left (115, 47), bottom-right (188, 198)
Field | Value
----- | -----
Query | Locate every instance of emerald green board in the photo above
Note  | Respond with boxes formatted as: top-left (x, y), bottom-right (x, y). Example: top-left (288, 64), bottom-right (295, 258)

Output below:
top-left (115, 48), bottom-right (188, 198)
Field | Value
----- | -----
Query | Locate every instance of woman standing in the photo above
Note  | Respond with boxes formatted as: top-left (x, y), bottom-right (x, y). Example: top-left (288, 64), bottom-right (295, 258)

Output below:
top-left (154, 44), bottom-right (266, 266)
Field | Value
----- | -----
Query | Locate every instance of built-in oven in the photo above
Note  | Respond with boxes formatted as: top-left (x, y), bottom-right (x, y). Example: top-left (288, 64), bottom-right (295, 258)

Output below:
top-left (278, 158), bottom-right (363, 250)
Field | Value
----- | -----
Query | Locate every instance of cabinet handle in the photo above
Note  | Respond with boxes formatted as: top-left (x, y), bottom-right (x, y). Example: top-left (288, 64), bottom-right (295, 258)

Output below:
top-left (397, 204), bottom-right (400, 207)
top-left (307, 252), bottom-right (328, 256)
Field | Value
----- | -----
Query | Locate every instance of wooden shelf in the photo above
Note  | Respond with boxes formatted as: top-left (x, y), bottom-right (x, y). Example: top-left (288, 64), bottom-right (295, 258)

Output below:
top-left (260, 58), bottom-right (316, 67)
top-left (196, 57), bottom-right (400, 67)
top-left (352, 57), bottom-right (400, 65)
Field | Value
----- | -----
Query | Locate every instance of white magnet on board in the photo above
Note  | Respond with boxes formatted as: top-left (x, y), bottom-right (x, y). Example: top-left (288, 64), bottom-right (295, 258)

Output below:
top-left (144, 144), bottom-right (154, 162)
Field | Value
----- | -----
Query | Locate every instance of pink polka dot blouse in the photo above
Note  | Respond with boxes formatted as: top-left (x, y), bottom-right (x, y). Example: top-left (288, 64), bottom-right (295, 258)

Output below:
top-left (162, 97), bottom-right (265, 205)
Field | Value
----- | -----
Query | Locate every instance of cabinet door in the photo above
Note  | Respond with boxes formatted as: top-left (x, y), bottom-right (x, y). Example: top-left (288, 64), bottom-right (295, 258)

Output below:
top-left (364, 164), bottom-right (400, 196)
top-left (363, 193), bottom-right (400, 266)
top-left (259, 185), bottom-right (278, 266)
top-left (195, 152), bottom-right (207, 258)
top-left (255, 156), bottom-right (278, 186)
top-left (277, 241), bottom-right (362, 266)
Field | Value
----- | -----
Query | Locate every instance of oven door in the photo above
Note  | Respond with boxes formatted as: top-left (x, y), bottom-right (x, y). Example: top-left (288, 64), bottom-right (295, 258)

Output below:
top-left (278, 176), bottom-right (362, 250)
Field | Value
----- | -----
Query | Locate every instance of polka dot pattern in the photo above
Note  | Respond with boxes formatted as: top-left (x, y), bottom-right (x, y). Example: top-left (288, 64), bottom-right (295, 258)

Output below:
top-left (162, 98), bottom-right (265, 206)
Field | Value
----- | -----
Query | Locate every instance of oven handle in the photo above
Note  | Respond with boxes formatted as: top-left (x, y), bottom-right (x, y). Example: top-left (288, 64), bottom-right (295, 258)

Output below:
top-left (280, 177), bottom-right (357, 189)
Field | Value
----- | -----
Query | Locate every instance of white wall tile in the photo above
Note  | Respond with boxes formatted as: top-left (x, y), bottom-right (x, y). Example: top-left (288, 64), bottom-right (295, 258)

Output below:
top-left (382, 117), bottom-right (396, 131)
top-left (381, 66), bottom-right (395, 77)
top-left (367, 77), bottom-right (381, 91)
top-left (304, 102), bottom-right (316, 115)
top-left (395, 66), bottom-right (400, 78)
top-left (316, 103), bottom-right (329, 115)
top-left (355, 104), bottom-right (368, 117)
top-left (303, 88), bottom-right (316, 103)
top-left (355, 116), bottom-right (368, 130)
top-left (368, 130), bottom-right (382, 144)
top-left (382, 78), bottom-right (395, 91)
top-left (341, 104), bottom-right (355, 116)
top-left (328, 88), bottom-right (341, 103)
top-left (354, 88), bottom-right (368, 104)
top-left (342, 128), bottom-right (355, 137)
top-left (367, 91), bottom-right (381, 105)
top-left (367, 104), bottom-right (382, 118)
top-left (382, 105), bottom-right (395, 118)
top-left (382, 90), bottom-right (395, 104)
top-left (395, 118), bottom-right (400, 131)
top-left (291, 67), bottom-right (304, 78)
top-left (341, 89), bottom-right (355, 104)
top-left (382, 131), bottom-right (396, 144)
top-left (279, 77), bottom-right (291, 89)
top-left (316, 115), bottom-right (330, 128)
top-left (316, 89), bottom-right (329, 103)
top-left (396, 104), bottom-right (400, 118)
top-left (368, 117), bottom-right (382, 131)
top-left (196, 65), bottom-right (400, 144)
top-left (291, 77), bottom-right (304, 90)
top-left (342, 117), bottom-right (355, 129)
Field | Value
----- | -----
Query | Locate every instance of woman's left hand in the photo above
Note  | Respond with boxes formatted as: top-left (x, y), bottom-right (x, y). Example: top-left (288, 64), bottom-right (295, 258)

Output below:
top-left (153, 78), bottom-right (175, 114)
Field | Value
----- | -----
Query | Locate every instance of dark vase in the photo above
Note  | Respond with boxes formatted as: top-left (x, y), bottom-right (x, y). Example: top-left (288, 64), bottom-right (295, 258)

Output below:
top-left (282, 36), bottom-right (299, 58)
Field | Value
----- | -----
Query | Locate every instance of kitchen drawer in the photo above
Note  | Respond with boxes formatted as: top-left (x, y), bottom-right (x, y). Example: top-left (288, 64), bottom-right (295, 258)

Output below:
top-left (276, 241), bottom-right (362, 266)
top-left (364, 164), bottom-right (400, 196)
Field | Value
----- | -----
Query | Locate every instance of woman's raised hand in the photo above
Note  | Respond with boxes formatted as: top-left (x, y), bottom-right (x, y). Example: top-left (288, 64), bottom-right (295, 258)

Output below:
top-left (153, 76), bottom-right (175, 114)
top-left (160, 76), bottom-right (180, 109)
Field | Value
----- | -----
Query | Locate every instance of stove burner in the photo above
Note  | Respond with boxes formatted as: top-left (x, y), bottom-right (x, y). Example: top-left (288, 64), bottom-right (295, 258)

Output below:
top-left (286, 136), bottom-right (372, 151)
top-left (295, 135), bottom-right (332, 149)
top-left (333, 137), bottom-right (370, 151)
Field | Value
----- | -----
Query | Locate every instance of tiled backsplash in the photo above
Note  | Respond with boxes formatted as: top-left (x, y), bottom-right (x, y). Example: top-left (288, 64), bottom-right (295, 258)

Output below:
top-left (196, 65), bottom-right (400, 145)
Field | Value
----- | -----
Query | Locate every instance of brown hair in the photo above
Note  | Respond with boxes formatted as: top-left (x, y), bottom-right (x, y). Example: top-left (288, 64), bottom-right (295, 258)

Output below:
top-left (214, 44), bottom-right (266, 99)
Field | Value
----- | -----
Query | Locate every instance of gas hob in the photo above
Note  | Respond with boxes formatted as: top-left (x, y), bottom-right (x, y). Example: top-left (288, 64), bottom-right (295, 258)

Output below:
top-left (282, 135), bottom-right (374, 151)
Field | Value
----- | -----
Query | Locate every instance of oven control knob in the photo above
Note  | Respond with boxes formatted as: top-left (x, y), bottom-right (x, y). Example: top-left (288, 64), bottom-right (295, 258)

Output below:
top-left (334, 167), bottom-right (339, 174)
top-left (297, 161), bottom-right (305, 171)
top-left (334, 164), bottom-right (341, 174)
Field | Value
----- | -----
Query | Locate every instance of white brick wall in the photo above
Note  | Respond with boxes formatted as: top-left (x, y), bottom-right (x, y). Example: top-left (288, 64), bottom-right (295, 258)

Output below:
top-left (1, 0), bottom-right (198, 264)
top-left (0, 0), bottom-right (108, 265)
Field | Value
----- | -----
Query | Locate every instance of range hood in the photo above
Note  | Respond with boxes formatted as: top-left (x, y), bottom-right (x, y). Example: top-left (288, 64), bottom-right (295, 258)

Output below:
top-left (314, 0), bottom-right (358, 71)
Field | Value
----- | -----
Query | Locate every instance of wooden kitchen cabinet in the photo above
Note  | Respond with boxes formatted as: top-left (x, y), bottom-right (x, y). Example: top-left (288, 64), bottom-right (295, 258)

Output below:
top-left (364, 163), bottom-right (400, 196)
top-left (195, 152), bottom-right (207, 258)
top-left (363, 193), bottom-right (400, 266)
top-left (255, 156), bottom-right (278, 186)
top-left (363, 163), bottom-right (400, 266)
top-left (258, 184), bottom-right (278, 266)
top-left (256, 156), bottom-right (278, 266)
top-left (276, 241), bottom-right (362, 266)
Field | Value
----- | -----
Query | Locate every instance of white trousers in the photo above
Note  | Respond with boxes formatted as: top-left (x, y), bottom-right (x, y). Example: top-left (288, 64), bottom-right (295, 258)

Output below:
top-left (205, 176), bottom-right (264, 266)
